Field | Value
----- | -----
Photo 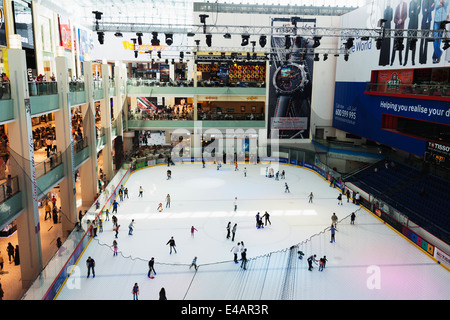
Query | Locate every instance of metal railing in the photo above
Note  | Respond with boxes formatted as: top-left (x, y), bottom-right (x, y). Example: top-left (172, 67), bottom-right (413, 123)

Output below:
top-left (365, 82), bottom-right (450, 97)
top-left (29, 81), bottom-right (58, 96)
top-left (0, 82), bottom-right (11, 100)
top-left (35, 151), bottom-right (62, 179)
top-left (0, 175), bottom-right (19, 204)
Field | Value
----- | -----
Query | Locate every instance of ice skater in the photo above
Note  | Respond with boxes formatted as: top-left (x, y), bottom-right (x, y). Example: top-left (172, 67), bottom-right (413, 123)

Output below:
top-left (284, 183), bottom-right (290, 193)
top-left (138, 186), bottom-right (144, 197)
top-left (112, 200), bottom-right (119, 213)
top-left (307, 254), bottom-right (318, 271)
top-left (189, 257), bottom-right (198, 271)
top-left (322, 256), bottom-right (328, 269)
top-left (190, 226), bottom-right (198, 238)
top-left (157, 203), bottom-right (163, 212)
top-left (233, 197), bottom-right (237, 212)
top-left (128, 219), bottom-right (135, 235)
top-left (114, 224), bottom-right (120, 238)
top-left (86, 256), bottom-right (95, 278)
top-left (231, 223), bottom-right (237, 241)
top-left (240, 248), bottom-right (248, 270)
top-left (329, 224), bottom-right (338, 243)
top-left (298, 251), bottom-right (305, 260)
top-left (337, 193), bottom-right (343, 205)
top-left (231, 242), bottom-right (241, 263)
top-left (112, 240), bottom-right (118, 256)
top-left (166, 194), bottom-right (171, 208)
top-left (331, 213), bottom-right (338, 227)
top-left (124, 188), bottom-right (129, 199)
top-left (350, 212), bottom-right (356, 224)
top-left (262, 211), bottom-right (271, 226)
top-left (244, 167), bottom-right (247, 177)
top-left (166, 236), bottom-right (177, 254)
top-left (226, 222), bottom-right (231, 239)
top-left (318, 258), bottom-right (324, 271)
top-left (308, 192), bottom-right (314, 203)
top-left (148, 257), bottom-right (156, 277)
top-left (166, 170), bottom-right (172, 180)
top-left (132, 283), bottom-right (139, 300)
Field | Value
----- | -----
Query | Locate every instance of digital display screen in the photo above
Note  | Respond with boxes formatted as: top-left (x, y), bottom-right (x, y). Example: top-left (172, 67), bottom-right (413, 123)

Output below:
top-left (217, 66), bottom-right (229, 79)
top-left (281, 66), bottom-right (291, 80)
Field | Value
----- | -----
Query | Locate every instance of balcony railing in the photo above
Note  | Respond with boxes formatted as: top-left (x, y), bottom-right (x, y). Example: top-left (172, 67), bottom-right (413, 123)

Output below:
top-left (69, 81), bottom-right (85, 92)
top-left (0, 175), bottom-right (19, 204)
top-left (0, 82), bottom-right (11, 100)
top-left (29, 81), bottom-right (58, 96)
top-left (365, 82), bottom-right (450, 97)
top-left (35, 151), bottom-right (62, 179)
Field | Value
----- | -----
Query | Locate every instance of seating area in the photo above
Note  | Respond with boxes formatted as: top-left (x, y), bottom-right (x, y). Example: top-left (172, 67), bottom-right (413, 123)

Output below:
top-left (344, 160), bottom-right (450, 243)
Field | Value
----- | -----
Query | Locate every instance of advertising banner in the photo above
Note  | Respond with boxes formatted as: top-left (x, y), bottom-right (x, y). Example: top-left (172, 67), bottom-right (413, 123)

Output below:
top-left (267, 17), bottom-right (315, 140)
top-left (58, 16), bottom-right (72, 50)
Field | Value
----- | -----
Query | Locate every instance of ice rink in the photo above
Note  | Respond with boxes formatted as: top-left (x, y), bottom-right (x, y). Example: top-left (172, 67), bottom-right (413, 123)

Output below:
top-left (56, 162), bottom-right (450, 300)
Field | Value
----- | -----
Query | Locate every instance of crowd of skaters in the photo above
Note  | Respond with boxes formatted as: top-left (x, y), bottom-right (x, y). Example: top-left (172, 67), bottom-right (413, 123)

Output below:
top-left (77, 159), bottom-right (363, 299)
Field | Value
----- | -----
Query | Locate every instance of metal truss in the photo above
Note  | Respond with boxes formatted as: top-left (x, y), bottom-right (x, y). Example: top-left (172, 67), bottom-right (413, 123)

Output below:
top-left (96, 22), bottom-right (450, 40)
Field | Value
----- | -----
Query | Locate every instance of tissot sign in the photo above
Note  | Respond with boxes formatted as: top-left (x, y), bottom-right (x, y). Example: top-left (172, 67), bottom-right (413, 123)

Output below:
top-left (425, 141), bottom-right (450, 168)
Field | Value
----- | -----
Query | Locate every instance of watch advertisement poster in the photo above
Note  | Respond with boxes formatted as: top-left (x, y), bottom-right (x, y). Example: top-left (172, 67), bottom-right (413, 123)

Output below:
top-left (267, 17), bottom-right (315, 140)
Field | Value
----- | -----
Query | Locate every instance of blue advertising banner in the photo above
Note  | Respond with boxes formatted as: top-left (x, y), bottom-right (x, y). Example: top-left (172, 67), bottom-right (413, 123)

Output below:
top-left (333, 81), bottom-right (450, 156)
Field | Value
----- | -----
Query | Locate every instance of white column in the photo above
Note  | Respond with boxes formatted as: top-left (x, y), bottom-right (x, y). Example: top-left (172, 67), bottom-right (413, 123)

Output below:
top-left (100, 63), bottom-right (114, 177)
top-left (7, 46), bottom-right (43, 287)
top-left (54, 54), bottom-right (77, 231)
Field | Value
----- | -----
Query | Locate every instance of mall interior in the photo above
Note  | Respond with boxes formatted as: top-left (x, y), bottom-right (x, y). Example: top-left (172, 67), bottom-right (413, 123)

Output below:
top-left (0, 0), bottom-right (448, 300)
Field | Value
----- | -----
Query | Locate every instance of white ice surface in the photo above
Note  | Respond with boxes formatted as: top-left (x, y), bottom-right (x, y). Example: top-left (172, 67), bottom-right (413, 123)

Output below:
top-left (56, 162), bottom-right (450, 300)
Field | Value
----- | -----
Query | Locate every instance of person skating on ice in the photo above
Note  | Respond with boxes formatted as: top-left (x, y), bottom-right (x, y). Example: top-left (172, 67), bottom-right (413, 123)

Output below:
top-left (240, 248), bottom-right (248, 270)
top-left (138, 186), bottom-right (144, 197)
top-left (307, 254), bottom-right (318, 271)
top-left (166, 236), bottom-right (177, 254)
top-left (350, 212), bottom-right (356, 224)
top-left (233, 197), bottom-right (237, 212)
top-left (86, 256), bottom-right (95, 278)
top-left (112, 200), bottom-right (119, 213)
top-left (132, 283), bottom-right (139, 300)
top-left (190, 226), bottom-right (198, 238)
top-left (337, 193), bottom-right (343, 205)
top-left (231, 223), bottom-right (237, 241)
top-left (157, 203), bottom-right (163, 212)
top-left (331, 213), bottom-right (338, 227)
top-left (166, 194), bottom-right (171, 208)
top-left (329, 224), bottom-right (338, 243)
top-left (148, 257), bottom-right (156, 277)
top-left (231, 242), bottom-right (241, 263)
top-left (308, 192), bottom-right (314, 203)
top-left (284, 183), bottom-right (290, 193)
top-left (114, 224), bottom-right (120, 238)
top-left (226, 221), bottom-right (231, 239)
top-left (128, 219), bottom-right (135, 235)
top-left (112, 240), bottom-right (118, 256)
top-left (262, 211), bottom-right (271, 226)
top-left (189, 257), bottom-right (198, 271)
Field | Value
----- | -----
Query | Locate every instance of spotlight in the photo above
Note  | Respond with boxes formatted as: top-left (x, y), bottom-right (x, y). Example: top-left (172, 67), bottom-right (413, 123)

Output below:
top-left (241, 34), bottom-right (249, 46)
top-left (439, 20), bottom-right (450, 29)
top-left (344, 53), bottom-right (349, 61)
top-left (223, 33), bottom-right (231, 39)
top-left (134, 50), bottom-right (138, 58)
top-left (376, 37), bottom-right (383, 50)
top-left (443, 40), bottom-right (450, 50)
top-left (151, 32), bottom-right (160, 46)
top-left (187, 32), bottom-right (195, 37)
top-left (259, 35), bottom-right (267, 48)
top-left (199, 14), bottom-right (209, 24)
top-left (180, 51), bottom-right (184, 59)
top-left (345, 38), bottom-right (354, 50)
top-left (205, 34), bottom-right (212, 47)
top-left (410, 38), bottom-right (417, 51)
top-left (294, 36), bottom-right (303, 47)
top-left (285, 35), bottom-right (291, 49)
top-left (165, 33), bottom-right (173, 46)
top-left (114, 32), bottom-right (123, 37)
top-left (136, 32), bottom-right (143, 45)
top-left (312, 36), bottom-right (322, 48)
top-left (323, 53), bottom-right (328, 61)
top-left (394, 38), bottom-right (404, 51)
top-left (314, 53), bottom-right (320, 61)
top-left (92, 11), bottom-right (103, 20)
top-left (97, 31), bottom-right (104, 45)
top-left (157, 51), bottom-right (161, 59)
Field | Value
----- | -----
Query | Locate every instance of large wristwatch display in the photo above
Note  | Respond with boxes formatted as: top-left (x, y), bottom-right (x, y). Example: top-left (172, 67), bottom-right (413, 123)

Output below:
top-left (270, 36), bottom-right (312, 139)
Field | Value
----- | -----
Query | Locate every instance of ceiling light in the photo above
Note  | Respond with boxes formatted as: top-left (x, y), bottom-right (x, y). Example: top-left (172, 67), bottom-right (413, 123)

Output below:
top-left (165, 33), bottom-right (173, 46)
top-left (97, 31), bottom-right (104, 45)
top-left (206, 34), bottom-right (212, 47)
top-left (312, 36), bottom-right (321, 48)
top-left (151, 32), bottom-right (160, 46)
top-left (92, 11), bottom-right (103, 20)
top-left (224, 33), bottom-right (231, 39)
top-left (241, 34), bottom-right (249, 46)
top-left (114, 32), bottom-right (123, 37)
top-left (259, 35), bottom-right (267, 48)
top-left (199, 14), bottom-right (209, 24)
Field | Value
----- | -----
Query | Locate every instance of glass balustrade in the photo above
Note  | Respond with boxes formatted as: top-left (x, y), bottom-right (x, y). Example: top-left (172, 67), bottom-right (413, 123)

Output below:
top-left (28, 81), bottom-right (58, 96)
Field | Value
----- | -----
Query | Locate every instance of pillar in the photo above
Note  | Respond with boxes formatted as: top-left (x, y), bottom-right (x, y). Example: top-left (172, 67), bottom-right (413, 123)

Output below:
top-left (7, 46), bottom-right (43, 288)
top-left (54, 54), bottom-right (77, 232)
